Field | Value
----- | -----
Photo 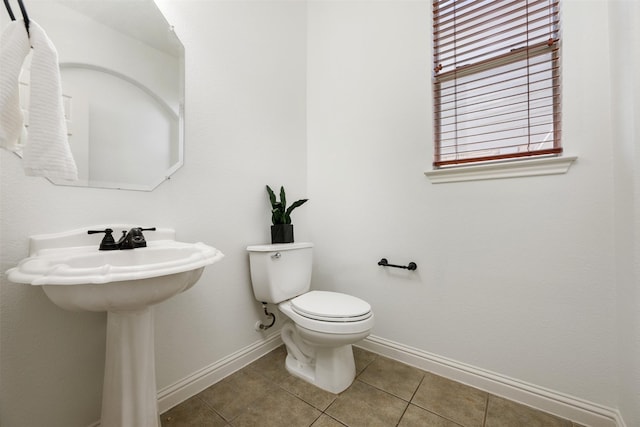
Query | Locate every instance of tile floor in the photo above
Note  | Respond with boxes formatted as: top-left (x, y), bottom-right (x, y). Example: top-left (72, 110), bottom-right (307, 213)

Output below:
top-left (161, 345), bottom-right (585, 427)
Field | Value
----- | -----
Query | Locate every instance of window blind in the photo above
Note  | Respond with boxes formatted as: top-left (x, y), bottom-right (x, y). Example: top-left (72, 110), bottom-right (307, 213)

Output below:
top-left (433, 0), bottom-right (561, 167)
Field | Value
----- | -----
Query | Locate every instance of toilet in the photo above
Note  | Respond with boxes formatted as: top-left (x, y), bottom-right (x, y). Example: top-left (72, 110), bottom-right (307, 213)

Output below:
top-left (247, 242), bottom-right (374, 393)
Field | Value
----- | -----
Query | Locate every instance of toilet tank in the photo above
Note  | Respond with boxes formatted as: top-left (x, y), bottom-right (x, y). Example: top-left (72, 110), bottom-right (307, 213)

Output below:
top-left (246, 242), bottom-right (313, 304)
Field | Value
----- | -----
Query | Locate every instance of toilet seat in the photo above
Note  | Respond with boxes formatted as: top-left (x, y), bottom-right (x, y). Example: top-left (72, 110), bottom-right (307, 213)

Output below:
top-left (279, 291), bottom-right (374, 335)
top-left (291, 291), bottom-right (372, 322)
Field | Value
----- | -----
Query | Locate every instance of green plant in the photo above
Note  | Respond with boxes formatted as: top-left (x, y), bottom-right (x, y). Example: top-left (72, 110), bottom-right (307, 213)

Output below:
top-left (266, 185), bottom-right (308, 225)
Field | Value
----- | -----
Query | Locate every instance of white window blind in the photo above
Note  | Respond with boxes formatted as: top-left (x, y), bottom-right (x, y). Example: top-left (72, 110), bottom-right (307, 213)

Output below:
top-left (433, 0), bottom-right (561, 167)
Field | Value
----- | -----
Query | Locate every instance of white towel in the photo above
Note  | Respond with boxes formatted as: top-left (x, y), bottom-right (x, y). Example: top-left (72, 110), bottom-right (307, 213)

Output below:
top-left (0, 20), bottom-right (77, 181)
top-left (23, 21), bottom-right (78, 180)
top-left (0, 20), bottom-right (30, 151)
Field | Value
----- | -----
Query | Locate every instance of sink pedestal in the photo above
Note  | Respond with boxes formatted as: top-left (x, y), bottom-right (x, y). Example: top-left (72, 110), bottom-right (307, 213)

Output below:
top-left (6, 225), bottom-right (224, 427)
top-left (101, 308), bottom-right (160, 427)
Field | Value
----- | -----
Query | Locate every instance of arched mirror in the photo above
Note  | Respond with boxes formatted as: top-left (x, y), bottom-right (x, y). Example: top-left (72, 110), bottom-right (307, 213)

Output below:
top-left (23, 0), bottom-right (184, 191)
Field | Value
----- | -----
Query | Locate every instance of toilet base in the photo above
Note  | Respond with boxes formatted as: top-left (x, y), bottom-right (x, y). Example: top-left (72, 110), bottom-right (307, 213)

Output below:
top-left (284, 345), bottom-right (356, 394)
top-left (281, 322), bottom-right (357, 394)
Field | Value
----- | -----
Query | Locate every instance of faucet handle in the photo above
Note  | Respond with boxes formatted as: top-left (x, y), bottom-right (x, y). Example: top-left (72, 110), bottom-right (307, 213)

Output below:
top-left (87, 228), bottom-right (119, 251)
top-left (87, 228), bottom-right (113, 234)
top-left (119, 227), bottom-right (156, 250)
top-left (134, 227), bottom-right (156, 248)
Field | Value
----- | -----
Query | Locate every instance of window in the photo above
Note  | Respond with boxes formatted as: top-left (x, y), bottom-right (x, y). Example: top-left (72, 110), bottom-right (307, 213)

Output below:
top-left (432, 0), bottom-right (561, 167)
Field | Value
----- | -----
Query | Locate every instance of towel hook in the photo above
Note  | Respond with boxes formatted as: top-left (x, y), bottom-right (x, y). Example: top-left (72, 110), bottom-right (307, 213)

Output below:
top-left (3, 0), bottom-right (30, 37)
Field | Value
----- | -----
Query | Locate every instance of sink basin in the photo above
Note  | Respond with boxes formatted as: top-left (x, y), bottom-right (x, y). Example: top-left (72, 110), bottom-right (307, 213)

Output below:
top-left (8, 236), bottom-right (223, 311)
top-left (20, 243), bottom-right (216, 274)
top-left (6, 225), bottom-right (224, 427)
top-left (7, 225), bottom-right (223, 311)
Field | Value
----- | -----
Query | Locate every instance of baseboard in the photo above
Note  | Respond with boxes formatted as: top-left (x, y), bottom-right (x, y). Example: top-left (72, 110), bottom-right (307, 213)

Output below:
top-left (357, 335), bottom-right (625, 427)
top-left (89, 332), bottom-right (626, 427)
top-left (156, 331), bottom-right (283, 414)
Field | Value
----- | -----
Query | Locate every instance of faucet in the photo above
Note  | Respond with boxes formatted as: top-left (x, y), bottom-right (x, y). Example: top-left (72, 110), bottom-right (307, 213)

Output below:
top-left (117, 227), bottom-right (157, 250)
top-left (88, 227), bottom-right (156, 250)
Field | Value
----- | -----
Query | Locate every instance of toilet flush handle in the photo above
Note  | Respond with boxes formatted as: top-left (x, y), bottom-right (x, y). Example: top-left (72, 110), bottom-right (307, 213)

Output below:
top-left (271, 252), bottom-right (281, 259)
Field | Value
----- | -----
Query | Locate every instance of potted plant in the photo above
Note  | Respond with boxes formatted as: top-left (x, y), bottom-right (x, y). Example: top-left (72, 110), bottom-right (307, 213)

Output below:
top-left (266, 185), bottom-right (308, 244)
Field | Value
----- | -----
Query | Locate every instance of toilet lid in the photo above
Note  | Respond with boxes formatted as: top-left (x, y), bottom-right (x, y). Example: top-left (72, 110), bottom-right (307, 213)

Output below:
top-left (291, 291), bottom-right (372, 322)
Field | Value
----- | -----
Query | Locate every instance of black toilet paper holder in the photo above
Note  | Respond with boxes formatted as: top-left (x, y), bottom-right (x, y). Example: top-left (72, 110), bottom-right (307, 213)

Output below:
top-left (377, 258), bottom-right (417, 271)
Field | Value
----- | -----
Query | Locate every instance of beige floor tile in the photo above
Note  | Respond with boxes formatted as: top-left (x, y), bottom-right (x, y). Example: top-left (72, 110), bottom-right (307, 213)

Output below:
top-left (311, 414), bottom-right (347, 427)
top-left (280, 373), bottom-right (338, 411)
top-left (197, 368), bottom-right (277, 421)
top-left (249, 343), bottom-right (337, 410)
top-left (230, 387), bottom-right (321, 427)
top-left (160, 395), bottom-right (228, 427)
top-left (353, 346), bottom-right (377, 375)
top-left (358, 355), bottom-right (424, 401)
top-left (247, 344), bottom-right (291, 385)
top-left (398, 404), bottom-right (462, 427)
top-left (412, 372), bottom-right (487, 427)
top-left (169, 346), bottom-right (586, 427)
top-left (325, 380), bottom-right (408, 427)
top-left (485, 395), bottom-right (573, 427)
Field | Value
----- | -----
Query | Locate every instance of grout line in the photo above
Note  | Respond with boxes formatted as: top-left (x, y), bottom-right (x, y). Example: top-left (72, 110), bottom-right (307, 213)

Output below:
top-left (309, 412), bottom-right (323, 426)
top-left (408, 374), bottom-right (425, 403)
top-left (194, 392), bottom-right (228, 421)
top-left (322, 413), bottom-right (348, 426)
top-left (482, 393), bottom-right (490, 427)
top-left (395, 375), bottom-right (426, 426)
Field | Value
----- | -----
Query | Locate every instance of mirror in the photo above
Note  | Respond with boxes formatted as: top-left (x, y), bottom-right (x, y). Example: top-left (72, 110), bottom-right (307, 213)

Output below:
top-left (23, 0), bottom-right (184, 191)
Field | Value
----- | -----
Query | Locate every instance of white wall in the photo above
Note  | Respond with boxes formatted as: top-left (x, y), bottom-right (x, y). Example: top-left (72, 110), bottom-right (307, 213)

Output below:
top-left (610, 1), bottom-right (640, 425)
top-left (0, 2), bottom-right (307, 426)
top-left (307, 0), bottom-right (617, 411)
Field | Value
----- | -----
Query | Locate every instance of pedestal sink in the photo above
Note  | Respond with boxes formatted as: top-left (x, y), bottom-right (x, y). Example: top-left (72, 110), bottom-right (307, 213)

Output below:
top-left (6, 225), bottom-right (224, 427)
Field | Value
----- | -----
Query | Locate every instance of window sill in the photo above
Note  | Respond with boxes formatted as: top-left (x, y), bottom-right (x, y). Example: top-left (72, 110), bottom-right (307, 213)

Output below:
top-left (424, 156), bottom-right (577, 184)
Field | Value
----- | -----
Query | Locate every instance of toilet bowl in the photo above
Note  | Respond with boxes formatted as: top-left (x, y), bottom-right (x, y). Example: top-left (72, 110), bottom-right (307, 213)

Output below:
top-left (246, 243), bottom-right (374, 393)
top-left (278, 291), bottom-right (374, 393)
